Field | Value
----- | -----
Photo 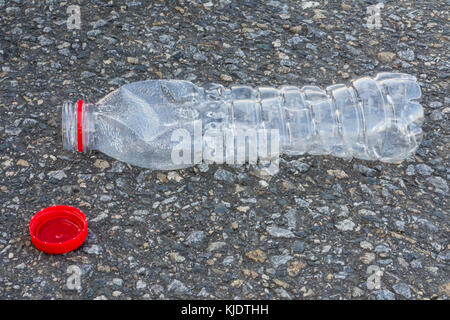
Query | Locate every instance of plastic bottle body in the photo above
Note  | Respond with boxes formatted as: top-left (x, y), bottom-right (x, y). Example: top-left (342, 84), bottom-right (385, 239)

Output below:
top-left (62, 73), bottom-right (423, 170)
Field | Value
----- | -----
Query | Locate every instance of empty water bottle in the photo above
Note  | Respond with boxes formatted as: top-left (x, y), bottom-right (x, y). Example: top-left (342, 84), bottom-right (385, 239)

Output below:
top-left (62, 73), bottom-right (423, 170)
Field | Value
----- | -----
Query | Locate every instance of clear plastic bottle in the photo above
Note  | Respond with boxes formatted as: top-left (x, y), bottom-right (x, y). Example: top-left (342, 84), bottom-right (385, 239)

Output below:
top-left (62, 73), bottom-right (423, 170)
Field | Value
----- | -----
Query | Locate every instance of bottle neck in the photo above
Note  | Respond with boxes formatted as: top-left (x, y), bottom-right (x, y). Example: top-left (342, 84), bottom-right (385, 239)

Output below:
top-left (62, 101), bottom-right (96, 152)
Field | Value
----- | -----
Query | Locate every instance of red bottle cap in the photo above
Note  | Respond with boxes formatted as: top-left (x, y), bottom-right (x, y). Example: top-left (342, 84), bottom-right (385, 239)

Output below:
top-left (29, 205), bottom-right (88, 254)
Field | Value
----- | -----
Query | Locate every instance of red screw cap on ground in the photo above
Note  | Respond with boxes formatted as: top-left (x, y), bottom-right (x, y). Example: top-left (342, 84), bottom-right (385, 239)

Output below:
top-left (29, 205), bottom-right (88, 254)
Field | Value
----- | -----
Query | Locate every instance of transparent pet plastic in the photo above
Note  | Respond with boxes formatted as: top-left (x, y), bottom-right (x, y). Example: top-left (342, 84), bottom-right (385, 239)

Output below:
top-left (62, 73), bottom-right (423, 170)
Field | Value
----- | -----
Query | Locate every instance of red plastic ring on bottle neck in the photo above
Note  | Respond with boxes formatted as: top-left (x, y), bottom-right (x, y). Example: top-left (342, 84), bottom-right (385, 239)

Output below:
top-left (77, 100), bottom-right (84, 152)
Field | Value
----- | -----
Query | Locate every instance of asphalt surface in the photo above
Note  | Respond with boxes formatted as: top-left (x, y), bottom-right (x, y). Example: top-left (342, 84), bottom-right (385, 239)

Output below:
top-left (0, 0), bottom-right (449, 300)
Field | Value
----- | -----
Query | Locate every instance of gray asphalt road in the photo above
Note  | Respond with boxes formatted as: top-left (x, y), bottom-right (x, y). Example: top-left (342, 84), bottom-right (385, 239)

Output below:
top-left (0, 0), bottom-right (448, 300)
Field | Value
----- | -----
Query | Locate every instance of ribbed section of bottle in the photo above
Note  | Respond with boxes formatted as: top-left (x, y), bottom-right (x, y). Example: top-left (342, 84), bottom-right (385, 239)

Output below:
top-left (221, 73), bottom-right (423, 163)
